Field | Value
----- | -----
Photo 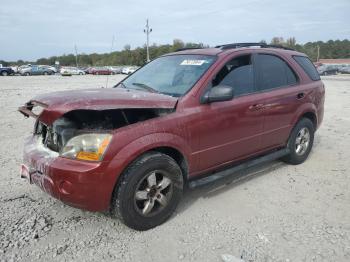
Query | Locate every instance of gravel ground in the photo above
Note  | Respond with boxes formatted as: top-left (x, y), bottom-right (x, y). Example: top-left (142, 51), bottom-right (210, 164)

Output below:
top-left (0, 74), bottom-right (349, 262)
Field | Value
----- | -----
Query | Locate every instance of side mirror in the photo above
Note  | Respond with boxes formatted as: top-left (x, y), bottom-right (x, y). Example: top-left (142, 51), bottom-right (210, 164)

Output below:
top-left (201, 85), bottom-right (234, 104)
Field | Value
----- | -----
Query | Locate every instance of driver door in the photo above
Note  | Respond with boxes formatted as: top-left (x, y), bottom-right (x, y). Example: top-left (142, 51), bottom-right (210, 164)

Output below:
top-left (197, 54), bottom-right (267, 172)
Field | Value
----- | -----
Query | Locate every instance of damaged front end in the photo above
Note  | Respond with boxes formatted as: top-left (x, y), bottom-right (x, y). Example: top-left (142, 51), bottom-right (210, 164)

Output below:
top-left (19, 93), bottom-right (177, 157)
top-left (30, 108), bottom-right (174, 154)
top-left (18, 88), bottom-right (178, 211)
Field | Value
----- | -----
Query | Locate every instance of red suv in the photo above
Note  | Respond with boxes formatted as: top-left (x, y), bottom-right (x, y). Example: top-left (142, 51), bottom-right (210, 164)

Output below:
top-left (19, 43), bottom-right (325, 230)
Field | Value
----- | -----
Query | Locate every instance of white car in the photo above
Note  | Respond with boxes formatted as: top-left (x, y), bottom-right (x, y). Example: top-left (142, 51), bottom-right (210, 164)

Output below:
top-left (122, 66), bottom-right (139, 75)
top-left (60, 67), bottom-right (85, 75)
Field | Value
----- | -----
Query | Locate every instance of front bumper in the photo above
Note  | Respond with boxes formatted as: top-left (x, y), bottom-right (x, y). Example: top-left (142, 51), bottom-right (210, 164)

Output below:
top-left (22, 136), bottom-right (112, 211)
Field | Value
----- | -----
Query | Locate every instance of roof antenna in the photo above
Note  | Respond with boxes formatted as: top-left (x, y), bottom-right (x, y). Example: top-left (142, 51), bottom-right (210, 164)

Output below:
top-left (104, 35), bottom-right (115, 88)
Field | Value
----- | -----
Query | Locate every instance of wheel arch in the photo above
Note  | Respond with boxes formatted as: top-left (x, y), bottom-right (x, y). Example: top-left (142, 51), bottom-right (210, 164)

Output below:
top-left (106, 133), bottom-right (191, 209)
top-left (286, 104), bottom-right (318, 146)
top-left (300, 111), bottom-right (317, 129)
top-left (148, 146), bottom-right (189, 182)
top-left (291, 103), bottom-right (318, 130)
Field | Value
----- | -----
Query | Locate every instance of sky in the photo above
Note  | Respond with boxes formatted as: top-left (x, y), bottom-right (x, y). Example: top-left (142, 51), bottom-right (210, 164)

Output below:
top-left (1, 0), bottom-right (349, 61)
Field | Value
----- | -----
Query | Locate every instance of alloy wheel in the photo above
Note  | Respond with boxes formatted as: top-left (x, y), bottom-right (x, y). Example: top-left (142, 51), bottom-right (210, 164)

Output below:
top-left (134, 170), bottom-right (173, 216)
top-left (295, 127), bottom-right (310, 155)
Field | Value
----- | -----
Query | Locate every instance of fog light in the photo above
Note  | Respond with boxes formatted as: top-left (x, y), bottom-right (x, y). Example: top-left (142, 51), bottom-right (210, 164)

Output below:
top-left (59, 180), bottom-right (73, 195)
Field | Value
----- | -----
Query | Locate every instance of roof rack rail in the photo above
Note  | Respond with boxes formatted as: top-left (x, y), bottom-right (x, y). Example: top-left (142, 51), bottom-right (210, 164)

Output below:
top-left (175, 47), bottom-right (203, 52)
top-left (215, 43), bottom-right (295, 51)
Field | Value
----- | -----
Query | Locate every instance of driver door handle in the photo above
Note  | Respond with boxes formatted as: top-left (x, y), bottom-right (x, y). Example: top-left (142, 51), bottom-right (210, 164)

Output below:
top-left (249, 104), bottom-right (264, 111)
top-left (297, 92), bottom-right (305, 99)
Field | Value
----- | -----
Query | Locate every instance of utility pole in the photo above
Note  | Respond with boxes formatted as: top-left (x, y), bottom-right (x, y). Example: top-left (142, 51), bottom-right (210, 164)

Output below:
top-left (74, 44), bottom-right (79, 67)
top-left (144, 19), bottom-right (152, 62)
top-left (317, 45), bottom-right (320, 62)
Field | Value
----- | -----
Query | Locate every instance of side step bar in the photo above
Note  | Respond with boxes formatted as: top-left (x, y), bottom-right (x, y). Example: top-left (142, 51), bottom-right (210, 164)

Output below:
top-left (188, 148), bottom-right (290, 189)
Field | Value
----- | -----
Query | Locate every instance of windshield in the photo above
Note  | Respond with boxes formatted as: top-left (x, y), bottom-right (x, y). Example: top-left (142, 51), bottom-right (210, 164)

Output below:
top-left (120, 55), bottom-right (216, 97)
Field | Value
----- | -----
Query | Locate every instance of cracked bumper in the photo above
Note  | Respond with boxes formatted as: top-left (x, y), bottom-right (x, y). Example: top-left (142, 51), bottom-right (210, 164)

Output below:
top-left (21, 136), bottom-right (111, 211)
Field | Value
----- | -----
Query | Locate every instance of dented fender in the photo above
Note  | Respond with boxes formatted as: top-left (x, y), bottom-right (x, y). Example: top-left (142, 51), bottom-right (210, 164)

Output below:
top-left (104, 132), bottom-right (192, 188)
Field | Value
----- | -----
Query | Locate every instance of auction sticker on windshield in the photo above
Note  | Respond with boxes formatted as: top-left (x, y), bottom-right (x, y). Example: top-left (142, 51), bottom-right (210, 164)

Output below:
top-left (180, 59), bottom-right (207, 66)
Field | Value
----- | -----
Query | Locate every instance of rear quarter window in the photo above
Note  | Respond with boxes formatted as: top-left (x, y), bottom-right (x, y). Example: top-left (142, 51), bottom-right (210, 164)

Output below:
top-left (293, 56), bottom-right (320, 81)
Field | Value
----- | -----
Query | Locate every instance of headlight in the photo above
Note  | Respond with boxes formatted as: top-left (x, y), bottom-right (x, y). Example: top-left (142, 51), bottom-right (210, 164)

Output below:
top-left (60, 133), bottom-right (112, 161)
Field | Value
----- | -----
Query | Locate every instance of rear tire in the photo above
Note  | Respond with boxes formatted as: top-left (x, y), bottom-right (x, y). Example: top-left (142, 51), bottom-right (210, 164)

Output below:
top-left (1, 71), bottom-right (8, 76)
top-left (111, 152), bottom-right (183, 230)
top-left (282, 118), bottom-right (314, 165)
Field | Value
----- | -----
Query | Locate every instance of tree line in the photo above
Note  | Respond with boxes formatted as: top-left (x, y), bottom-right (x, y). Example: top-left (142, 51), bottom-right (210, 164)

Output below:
top-left (1, 38), bottom-right (349, 67)
top-left (266, 37), bottom-right (350, 61)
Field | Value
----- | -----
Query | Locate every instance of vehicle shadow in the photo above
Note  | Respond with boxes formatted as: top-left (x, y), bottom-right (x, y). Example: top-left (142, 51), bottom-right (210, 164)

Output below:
top-left (176, 160), bottom-right (287, 215)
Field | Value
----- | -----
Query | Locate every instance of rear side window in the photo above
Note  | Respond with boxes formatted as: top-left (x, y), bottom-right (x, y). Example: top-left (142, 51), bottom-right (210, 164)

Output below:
top-left (293, 56), bottom-right (320, 81)
top-left (256, 54), bottom-right (298, 91)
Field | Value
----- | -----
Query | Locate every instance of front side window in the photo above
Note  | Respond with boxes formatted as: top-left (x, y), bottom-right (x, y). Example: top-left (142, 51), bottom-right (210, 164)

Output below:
top-left (121, 55), bottom-right (216, 97)
top-left (212, 54), bottom-right (255, 97)
top-left (256, 54), bottom-right (297, 91)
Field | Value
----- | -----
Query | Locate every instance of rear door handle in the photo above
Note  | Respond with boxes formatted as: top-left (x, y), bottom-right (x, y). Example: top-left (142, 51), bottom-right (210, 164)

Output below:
top-left (297, 93), bottom-right (305, 99)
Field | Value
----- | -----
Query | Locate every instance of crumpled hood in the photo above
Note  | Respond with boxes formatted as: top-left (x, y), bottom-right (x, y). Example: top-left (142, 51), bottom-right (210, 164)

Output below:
top-left (19, 88), bottom-right (178, 125)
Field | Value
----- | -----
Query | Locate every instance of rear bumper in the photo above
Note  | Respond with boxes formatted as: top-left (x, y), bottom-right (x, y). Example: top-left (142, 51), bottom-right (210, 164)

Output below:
top-left (22, 136), bottom-right (112, 211)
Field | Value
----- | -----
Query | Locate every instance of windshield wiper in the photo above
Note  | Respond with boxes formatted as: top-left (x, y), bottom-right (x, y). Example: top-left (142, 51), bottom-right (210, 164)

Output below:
top-left (132, 82), bottom-right (159, 93)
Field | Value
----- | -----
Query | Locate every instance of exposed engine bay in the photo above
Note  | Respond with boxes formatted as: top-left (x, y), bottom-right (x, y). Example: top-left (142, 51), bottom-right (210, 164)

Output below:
top-left (34, 108), bottom-right (173, 152)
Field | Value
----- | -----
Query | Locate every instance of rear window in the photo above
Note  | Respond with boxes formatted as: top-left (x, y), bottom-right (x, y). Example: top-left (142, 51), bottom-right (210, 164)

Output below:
top-left (293, 56), bottom-right (320, 81)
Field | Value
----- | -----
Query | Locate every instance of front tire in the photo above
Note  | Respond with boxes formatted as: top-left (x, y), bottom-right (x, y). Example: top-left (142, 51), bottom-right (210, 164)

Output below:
top-left (1, 71), bottom-right (8, 76)
top-left (282, 118), bottom-right (315, 165)
top-left (111, 152), bottom-right (183, 230)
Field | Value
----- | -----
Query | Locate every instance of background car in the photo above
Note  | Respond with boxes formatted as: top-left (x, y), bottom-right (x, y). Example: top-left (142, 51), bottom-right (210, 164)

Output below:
top-left (339, 66), bottom-right (350, 74)
top-left (317, 65), bottom-right (338, 76)
top-left (60, 67), bottom-right (85, 75)
top-left (108, 66), bottom-right (123, 74)
top-left (0, 65), bottom-right (15, 76)
top-left (78, 67), bottom-right (88, 73)
top-left (19, 65), bottom-right (55, 76)
top-left (84, 67), bottom-right (94, 74)
top-left (10, 66), bottom-right (19, 74)
top-left (41, 65), bottom-right (57, 73)
top-left (313, 62), bottom-right (323, 68)
top-left (90, 67), bottom-right (112, 75)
